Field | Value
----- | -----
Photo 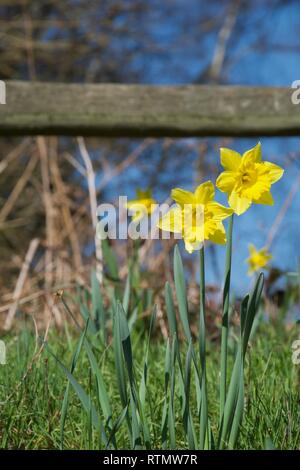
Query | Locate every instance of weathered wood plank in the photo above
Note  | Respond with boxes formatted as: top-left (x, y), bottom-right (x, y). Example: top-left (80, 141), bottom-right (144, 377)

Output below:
top-left (0, 81), bottom-right (299, 137)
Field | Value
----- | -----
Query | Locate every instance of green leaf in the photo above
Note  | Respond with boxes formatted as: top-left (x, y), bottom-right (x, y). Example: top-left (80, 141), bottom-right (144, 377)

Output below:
top-left (83, 337), bottom-right (112, 425)
top-left (240, 294), bottom-right (249, 337)
top-left (228, 367), bottom-right (244, 449)
top-left (122, 273), bottom-right (131, 316)
top-left (184, 340), bottom-right (196, 449)
top-left (265, 436), bottom-right (276, 450)
top-left (106, 405), bottom-right (129, 449)
top-left (165, 282), bottom-right (177, 337)
top-left (139, 306), bottom-right (156, 408)
top-left (113, 306), bottom-right (128, 409)
top-left (102, 238), bottom-right (119, 281)
top-left (91, 270), bottom-right (105, 335)
top-left (174, 245), bottom-right (191, 341)
top-left (242, 273), bottom-right (264, 358)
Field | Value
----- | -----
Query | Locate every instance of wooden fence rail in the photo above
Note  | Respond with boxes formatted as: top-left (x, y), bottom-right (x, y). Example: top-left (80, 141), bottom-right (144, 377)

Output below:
top-left (0, 81), bottom-right (299, 137)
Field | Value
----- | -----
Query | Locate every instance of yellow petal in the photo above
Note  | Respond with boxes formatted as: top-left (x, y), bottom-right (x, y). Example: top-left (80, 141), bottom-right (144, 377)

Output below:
top-left (194, 181), bottom-right (215, 204)
top-left (207, 224), bottom-right (227, 244)
top-left (183, 221), bottom-right (204, 245)
top-left (220, 147), bottom-right (242, 170)
top-left (206, 202), bottom-right (233, 220)
top-left (157, 206), bottom-right (183, 233)
top-left (264, 162), bottom-right (284, 184)
top-left (228, 192), bottom-right (251, 215)
top-left (242, 142), bottom-right (262, 165)
top-left (254, 191), bottom-right (274, 205)
top-left (216, 171), bottom-right (237, 193)
top-left (171, 188), bottom-right (195, 207)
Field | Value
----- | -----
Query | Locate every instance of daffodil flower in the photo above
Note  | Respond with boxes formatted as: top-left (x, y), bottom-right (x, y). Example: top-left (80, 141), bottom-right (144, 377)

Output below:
top-left (216, 142), bottom-right (284, 215)
top-left (247, 244), bottom-right (272, 275)
top-left (158, 181), bottom-right (233, 253)
top-left (127, 188), bottom-right (157, 222)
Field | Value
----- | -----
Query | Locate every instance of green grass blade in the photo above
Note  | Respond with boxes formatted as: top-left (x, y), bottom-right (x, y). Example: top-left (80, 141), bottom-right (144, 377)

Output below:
top-left (105, 404), bottom-right (129, 449)
top-left (44, 342), bottom-right (107, 444)
top-left (83, 337), bottom-right (112, 425)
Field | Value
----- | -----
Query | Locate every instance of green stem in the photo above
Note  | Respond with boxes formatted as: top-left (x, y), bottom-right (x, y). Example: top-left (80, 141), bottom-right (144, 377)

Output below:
top-left (220, 214), bottom-right (234, 422)
top-left (199, 245), bottom-right (208, 449)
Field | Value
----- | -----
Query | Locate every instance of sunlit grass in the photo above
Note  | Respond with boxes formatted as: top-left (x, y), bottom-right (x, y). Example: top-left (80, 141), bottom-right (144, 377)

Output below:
top-left (0, 316), bottom-right (299, 450)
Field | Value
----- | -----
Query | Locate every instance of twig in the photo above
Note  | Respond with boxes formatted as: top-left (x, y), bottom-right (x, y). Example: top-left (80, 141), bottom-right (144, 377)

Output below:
top-left (77, 136), bottom-right (103, 284)
top-left (37, 136), bottom-right (62, 327)
top-left (0, 153), bottom-right (38, 223)
top-left (0, 282), bottom-right (77, 313)
top-left (50, 140), bottom-right (83, 278)
top-left (0, 138), bottom-right (31, 175)
top-left (98, 139), bottom-right (154, 191)
top-left (4, 238), bottom-right (40, 330)
top-left (208, 0), bottom-right (239, 82)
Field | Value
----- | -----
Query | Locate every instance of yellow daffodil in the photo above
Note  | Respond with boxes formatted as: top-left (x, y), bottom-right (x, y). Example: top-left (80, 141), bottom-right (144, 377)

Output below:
top-left (216, 142), bottom-right (284, 215)
top-left (247, 244), bottom-right (272, 275)
top-left (127, 188), bottom-right (157, 222)
top-left (157, 181), bottom-right (233, 253)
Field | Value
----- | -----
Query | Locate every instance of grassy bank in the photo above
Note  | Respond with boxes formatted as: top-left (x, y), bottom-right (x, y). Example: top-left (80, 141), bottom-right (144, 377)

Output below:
top-left (1, 318), bottom-right (299, 450)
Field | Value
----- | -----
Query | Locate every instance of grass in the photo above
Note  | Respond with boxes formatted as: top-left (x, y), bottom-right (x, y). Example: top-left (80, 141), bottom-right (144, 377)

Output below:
top-left (0, 317), bottom-right (299, 450)
top-left (1, 241), bottom-right (299, 450)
